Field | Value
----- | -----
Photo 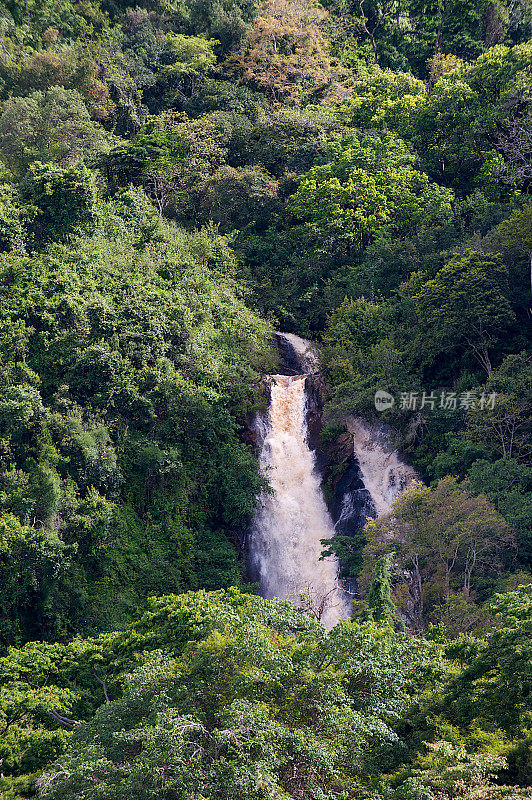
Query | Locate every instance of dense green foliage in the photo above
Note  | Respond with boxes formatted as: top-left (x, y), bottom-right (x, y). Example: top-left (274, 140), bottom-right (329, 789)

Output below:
top-left (0, 0), bottom-right (529, 796)
top-left (0, 589), bottom-right (529, 800)
top-left (0, 202), bottom-right (275, 645)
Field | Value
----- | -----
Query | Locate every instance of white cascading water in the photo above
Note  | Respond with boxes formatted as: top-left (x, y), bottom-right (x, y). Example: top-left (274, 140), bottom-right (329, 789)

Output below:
top-left (347, 418), bottom-right (416, 516)
top-left (250, 370), bottom-right (350, 629)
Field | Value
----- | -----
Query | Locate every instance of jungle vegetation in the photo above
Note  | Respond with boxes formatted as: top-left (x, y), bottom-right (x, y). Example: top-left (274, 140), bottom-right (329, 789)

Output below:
top-left (0, 0), bottom-right (530, 796)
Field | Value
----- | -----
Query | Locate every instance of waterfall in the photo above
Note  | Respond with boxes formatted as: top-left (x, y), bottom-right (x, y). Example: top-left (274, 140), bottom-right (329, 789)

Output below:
top-left (330, 418), bottom-right (414, 552)
top-left (276, 332), bottom-right (320, 373)
top-left (347, 418), bottom-right (416, 516)
top-left (250, 371), bottom-right (349, 628)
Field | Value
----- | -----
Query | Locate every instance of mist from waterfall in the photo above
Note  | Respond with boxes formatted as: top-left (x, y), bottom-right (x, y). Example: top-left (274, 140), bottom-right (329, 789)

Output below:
top-left (250, 372), bottom-right (350, 628)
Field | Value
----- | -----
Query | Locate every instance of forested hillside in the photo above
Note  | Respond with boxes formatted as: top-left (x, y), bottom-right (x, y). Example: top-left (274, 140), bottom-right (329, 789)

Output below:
top-left (0, 0), bottom-right (530, 797)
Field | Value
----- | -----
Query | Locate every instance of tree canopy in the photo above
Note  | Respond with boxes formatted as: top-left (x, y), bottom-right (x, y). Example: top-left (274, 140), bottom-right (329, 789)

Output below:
top-left (0, 0), bottom-right (528, 797)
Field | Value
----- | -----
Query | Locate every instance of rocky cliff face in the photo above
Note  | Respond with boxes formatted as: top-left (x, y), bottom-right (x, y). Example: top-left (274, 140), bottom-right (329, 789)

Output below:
top-left (329, 453), bottom-right (375, 538)
top-left (274, 332), bottom-right (306, 376)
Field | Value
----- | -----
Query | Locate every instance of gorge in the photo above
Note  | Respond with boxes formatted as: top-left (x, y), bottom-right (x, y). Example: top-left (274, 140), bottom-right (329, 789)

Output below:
top-left (1, 4), bottom-right (530, 795)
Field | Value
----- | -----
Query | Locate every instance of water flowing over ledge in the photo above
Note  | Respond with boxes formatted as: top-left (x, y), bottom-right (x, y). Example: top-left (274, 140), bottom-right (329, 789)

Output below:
top-left (346, 417), bottom-right (416, 516)
top-left (248, 333), bottom-right (414, 629)
top-left (249, 335), bottom-right (350, 628)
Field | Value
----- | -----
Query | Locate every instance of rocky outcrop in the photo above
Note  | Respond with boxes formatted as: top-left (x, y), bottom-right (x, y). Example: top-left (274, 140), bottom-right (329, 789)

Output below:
top-left (329, 455), bottom-right (375, 538)
top-left (274, 332), bottom-right (303, 376)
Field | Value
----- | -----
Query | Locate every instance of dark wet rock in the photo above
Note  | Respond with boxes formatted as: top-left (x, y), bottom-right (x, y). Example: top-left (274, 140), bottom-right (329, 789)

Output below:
top-left (330, 455), bottom-right (375, 537)
top-left (274, 332), bottom-right (302, 375)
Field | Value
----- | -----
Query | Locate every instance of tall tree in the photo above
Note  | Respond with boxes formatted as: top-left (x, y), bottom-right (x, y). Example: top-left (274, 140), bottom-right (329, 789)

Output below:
top-left (497, 202), bottom-right (532, 312)
top-left (0, 87), bottom-right (111, 175)
top-left (361, 477), bottom-right (514, 631)
top-left (408, 249), bottom-right (516, 377)
top-left (365, 553), bottom-right (399, 626)
top-left (233, 0), bottom-right (331, 102)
